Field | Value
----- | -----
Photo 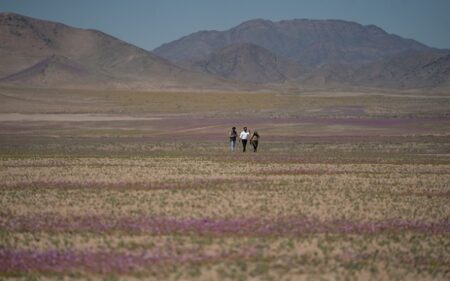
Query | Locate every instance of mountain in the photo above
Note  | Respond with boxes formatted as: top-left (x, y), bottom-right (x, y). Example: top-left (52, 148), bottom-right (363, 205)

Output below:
top-left (154, 19), bottom-right (434, 67)
top-left (179, 43), bottom-right (304, 83)
top-left (1, 14), bottom-right (449, 90)
top-left (0, 13), bottom-right (227, 89)
top-left (345, 51), bottom-right (450, 88)
top-left (155, 18), bottom-right (450, 89)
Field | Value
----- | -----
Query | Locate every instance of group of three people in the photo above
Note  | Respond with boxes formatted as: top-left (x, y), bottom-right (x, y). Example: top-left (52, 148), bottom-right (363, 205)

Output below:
top-left (229, 126), bottom-right (260, 152)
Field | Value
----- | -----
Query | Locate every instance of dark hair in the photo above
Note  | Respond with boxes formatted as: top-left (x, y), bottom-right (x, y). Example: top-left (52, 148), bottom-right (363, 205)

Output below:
top-left (232, 127), bottom-right (236, 130)
top-left (253, 131), bottom-right (259, 137)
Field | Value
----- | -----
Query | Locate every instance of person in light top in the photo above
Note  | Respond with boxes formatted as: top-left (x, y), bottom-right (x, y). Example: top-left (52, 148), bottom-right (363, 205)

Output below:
top-left (239, 127), bottom-right (250, 152)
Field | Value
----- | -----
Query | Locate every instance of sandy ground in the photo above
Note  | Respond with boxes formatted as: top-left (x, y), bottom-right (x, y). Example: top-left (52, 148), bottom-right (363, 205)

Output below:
top-left (0, 113), bottom-right (448, 142)
top-left (0, 113), bottom-right (162, 122)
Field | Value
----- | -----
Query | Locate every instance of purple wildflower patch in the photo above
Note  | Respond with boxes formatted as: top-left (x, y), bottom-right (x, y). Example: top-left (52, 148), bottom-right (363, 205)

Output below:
top-left (0, 248), bottom-right (257, 274)
top-left (2, 215), bottom-right (449, 236)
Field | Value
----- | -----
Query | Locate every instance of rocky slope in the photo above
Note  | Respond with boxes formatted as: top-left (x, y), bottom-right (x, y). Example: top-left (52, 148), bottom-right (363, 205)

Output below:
top-left (304, 51), bottom-right (450, 88)
top-left (179, 43), bottom-right (304, 83)
top-left (0, 13), bottom-right (226, 89)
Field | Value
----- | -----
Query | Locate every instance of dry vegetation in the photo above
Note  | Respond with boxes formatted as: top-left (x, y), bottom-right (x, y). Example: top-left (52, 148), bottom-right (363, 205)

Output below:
top-left (0, 87), bottom-right (449, 280)
top-left (1, 86), bottom-right (450, 118)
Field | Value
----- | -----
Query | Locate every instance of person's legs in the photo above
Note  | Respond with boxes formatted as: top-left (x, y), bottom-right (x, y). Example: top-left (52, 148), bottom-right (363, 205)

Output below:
top-left (253, 140), bottom-right (258, 152)
top-left (242, 139), bottom-right (247, 152)
top-left (230, 139), bottom-right (236, 152)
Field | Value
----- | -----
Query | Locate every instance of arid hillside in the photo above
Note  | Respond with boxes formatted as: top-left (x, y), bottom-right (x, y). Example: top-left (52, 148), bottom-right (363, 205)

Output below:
top-left (0, 13), bottom-right (229, 90)
top-left (1, 13), bottom-right (449, 90)
top-left (179, 43), bottom-right (305, 83)
top-left (155, 18), bottom-right (450, 89)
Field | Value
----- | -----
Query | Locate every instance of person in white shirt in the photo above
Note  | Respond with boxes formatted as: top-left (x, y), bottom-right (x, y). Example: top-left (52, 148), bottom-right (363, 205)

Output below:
top-left (239, 127), bottom-right (250, 152)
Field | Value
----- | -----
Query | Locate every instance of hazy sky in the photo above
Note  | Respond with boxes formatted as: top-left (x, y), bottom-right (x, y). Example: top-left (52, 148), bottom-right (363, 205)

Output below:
top-left (1, 0), bottom-right (449, 50)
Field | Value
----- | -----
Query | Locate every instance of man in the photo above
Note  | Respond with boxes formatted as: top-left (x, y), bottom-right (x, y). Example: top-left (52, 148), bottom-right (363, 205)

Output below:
top-left (239, 127), bottom-right (250, 152)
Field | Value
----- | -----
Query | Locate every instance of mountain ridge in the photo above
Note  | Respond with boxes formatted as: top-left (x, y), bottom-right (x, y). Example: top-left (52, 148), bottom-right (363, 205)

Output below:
top-left (1, 13), bottom-right (449, 90)
top-left (0, 12), bottom-right (232, 90)
top-left (154, 18), bottom-right (435, 66)
top-left (155, 18), bottom-right (450, 89)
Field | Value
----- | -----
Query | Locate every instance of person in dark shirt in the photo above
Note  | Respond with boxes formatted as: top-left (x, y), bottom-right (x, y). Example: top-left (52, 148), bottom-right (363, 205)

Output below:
top-left (229, 127), bottom-right (237, 152)
top-left (250, 131), bottom-right (260, 152)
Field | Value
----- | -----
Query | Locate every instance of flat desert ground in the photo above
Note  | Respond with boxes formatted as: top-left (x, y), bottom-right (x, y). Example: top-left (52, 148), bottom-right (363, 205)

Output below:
top-left (0, 87), bottom-right (449, 280)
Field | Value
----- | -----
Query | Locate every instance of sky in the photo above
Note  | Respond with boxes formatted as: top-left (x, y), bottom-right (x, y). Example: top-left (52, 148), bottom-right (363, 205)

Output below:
top-left (1, 0), bottom-right (450, 50)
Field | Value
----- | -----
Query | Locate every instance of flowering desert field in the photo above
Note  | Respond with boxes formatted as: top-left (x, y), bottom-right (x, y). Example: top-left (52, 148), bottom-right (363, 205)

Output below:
top-left (0, 88), bottom-right (449, 280)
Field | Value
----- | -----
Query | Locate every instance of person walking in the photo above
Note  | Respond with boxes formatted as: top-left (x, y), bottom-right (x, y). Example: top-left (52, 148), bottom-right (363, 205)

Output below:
top-left (250, 131), bottom-right (260, 152)
top-left (229, 127), bottom-right (237, 152)
top-left (239, 127), bottom-right (250, 152)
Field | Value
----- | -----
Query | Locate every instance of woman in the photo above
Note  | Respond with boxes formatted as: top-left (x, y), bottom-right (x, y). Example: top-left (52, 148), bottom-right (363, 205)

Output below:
top-left (250, 131), bottom-right (260, 152)
top-left (229, 127), bottom-right (237, 152)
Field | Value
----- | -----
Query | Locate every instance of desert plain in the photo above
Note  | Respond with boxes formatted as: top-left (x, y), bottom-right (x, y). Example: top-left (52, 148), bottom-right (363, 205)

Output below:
top-left (0, 86), bottom-right (449, 281)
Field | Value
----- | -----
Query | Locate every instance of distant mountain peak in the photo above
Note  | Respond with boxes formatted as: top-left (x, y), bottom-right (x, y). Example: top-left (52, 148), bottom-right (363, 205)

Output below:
top-left (364, 24), bottom-right (387, 35)
top-left (0, 13), bottom-right (229, 89)
top-left (153, 17), bottom-right (450, 89)
top-left (0, 12), bottom-right (26, 19)
top-left (154, 18), bottom-right (431, 66)
top-left (0, 12), bottom-right (65, 28)
top-left (233, 19), bottom-right (275, 30)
